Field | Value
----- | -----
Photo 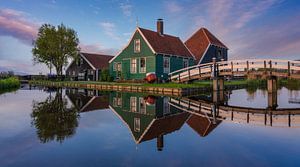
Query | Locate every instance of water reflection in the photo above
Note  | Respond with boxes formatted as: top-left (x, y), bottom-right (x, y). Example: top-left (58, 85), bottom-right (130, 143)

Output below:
top-left (109, 92), bottom-right (190, 151)
top-left (31, 88), bottom-right (79, 143)
top-left (30, 87), bottom-right (300, 148)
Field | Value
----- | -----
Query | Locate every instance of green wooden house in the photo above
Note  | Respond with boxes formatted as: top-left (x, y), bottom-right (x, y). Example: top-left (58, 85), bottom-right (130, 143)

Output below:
top-left (108, 92), bottom-right (190, 150)
top-left (109, 19), bottom-right (195, 81)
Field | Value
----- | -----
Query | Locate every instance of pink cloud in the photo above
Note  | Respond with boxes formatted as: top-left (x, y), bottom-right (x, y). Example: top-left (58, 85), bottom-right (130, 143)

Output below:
top-left (0, 8), bottom-right (39, 45)
top-left (80, 43), bottom-right (118, 55)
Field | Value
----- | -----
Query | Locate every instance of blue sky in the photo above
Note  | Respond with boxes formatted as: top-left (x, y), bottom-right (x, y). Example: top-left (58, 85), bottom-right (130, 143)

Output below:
top-left (0, 0), bottom-right (300, 74)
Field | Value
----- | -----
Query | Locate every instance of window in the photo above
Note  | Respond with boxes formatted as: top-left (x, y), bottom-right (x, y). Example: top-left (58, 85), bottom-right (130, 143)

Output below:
top-left (163, 57), bottom-right (170, 73)
top-left (183, 59), bottom-right (189, 68)
top-left (114, 62), bottom-right (121, 72)
top-left (217, 50), bottom-right (222, 60)
top-left (77, 58), bottom-right (83, 66)
top-left (140, 58), bottom-right (146, 73)
top-left (139, 97), bottom-right (146, 114)
top-left (134, 118), bottom-right (140, 132)
top-left (134, 39), bottom-right (141, 53)
top-left (131, 58), bottom-right (137, 73)
top-left (130, 97), bottom-right (137, 112)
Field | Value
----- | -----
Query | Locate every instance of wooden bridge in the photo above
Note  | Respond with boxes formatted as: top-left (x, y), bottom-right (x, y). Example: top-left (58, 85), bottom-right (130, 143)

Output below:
top-left (169, 59), bottom-right (300, 83)
top-left (169, 98), bottom-right (300, 128)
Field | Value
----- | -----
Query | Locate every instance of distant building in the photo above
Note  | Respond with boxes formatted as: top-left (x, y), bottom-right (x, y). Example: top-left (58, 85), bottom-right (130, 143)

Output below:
top-left (66, 53), bottom-right (113, 81)
top-left (185, 28), bottom-right (228, 64)
top-left (109, 19), bottom-right (195, 81)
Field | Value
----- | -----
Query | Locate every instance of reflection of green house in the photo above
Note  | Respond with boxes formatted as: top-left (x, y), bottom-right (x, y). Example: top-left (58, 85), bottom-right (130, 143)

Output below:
top-left (109, 19), bottom-right (195, 81)
top-left (109, 92), bottom-right (190, 150)
top-left (66, 89), bottom-right (109, 112)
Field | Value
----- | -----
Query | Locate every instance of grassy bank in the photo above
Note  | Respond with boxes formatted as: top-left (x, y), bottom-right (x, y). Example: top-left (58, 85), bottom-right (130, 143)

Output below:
top-left (30, 79), bottom-right (256, 89)
top-left (0, 77), bottom-right (20, 93)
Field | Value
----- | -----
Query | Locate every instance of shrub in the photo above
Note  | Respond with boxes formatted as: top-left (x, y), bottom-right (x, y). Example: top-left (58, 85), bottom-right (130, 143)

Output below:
top-left (0, 77), bottom-right (21, 90)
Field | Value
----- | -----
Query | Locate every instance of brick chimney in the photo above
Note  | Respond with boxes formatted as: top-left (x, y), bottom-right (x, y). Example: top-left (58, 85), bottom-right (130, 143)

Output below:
top-left (157, 19), bottom-right (163, 35)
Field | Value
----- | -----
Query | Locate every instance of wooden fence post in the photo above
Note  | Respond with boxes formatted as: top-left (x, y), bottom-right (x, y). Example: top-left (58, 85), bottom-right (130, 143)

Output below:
top-left (198, 66), bottom-right (201, 79)
top-left (231, 61), bottom-right (234, 76)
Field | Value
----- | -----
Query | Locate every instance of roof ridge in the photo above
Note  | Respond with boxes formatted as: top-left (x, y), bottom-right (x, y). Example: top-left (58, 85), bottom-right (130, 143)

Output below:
top-left (201, 28), bottom-right (211, 44)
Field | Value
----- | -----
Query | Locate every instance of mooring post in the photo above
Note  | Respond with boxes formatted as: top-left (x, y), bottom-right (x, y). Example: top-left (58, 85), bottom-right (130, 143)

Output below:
top-left (267, 76), bottom-right (278, 110)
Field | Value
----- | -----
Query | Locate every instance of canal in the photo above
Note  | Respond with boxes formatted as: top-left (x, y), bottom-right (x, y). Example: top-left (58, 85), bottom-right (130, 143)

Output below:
top-left (0, 85), bottom-right (300, 167)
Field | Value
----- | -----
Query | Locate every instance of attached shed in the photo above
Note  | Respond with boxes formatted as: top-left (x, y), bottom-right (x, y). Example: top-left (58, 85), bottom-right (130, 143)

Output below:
top-left (185, 28), bottom-right (228, 64)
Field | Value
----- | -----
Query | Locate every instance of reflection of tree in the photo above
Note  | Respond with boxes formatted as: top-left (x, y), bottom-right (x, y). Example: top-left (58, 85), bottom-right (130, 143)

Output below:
top-left (31, 89), bottom-right (79, 143)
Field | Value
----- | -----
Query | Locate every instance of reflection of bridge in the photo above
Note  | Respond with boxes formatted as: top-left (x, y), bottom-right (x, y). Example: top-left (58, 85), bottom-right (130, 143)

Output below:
top-left (169, 98), bottom-right (300, 128)
top-left (169, 59), bottom-right (300, 83)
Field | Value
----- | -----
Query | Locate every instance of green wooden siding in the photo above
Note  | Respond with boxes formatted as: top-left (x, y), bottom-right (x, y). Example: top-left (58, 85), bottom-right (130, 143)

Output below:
top-left (109, 30), bottom-right (156, 80)
top-left (156, 54), bottom-right (195, 80)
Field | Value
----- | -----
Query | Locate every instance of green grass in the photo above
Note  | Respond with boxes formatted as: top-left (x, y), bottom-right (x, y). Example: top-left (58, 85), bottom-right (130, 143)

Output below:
top-left (30, 78), bottom-right (300, 90)
top-left (0, 77), bottom-right (20, 91)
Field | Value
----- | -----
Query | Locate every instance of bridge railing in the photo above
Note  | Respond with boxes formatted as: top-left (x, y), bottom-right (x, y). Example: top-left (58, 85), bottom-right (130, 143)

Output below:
top-left (169, 59), bottom-right (300, 82)
top-left (169, 62), bottom-right (214, 82)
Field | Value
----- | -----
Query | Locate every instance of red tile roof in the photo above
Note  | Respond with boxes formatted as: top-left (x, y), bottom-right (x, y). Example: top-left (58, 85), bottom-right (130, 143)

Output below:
top-left (185, 28), bottom-right (228, 63)
top-left (138, 27), bottom-right (194, 58)
top-left (80, 96), bottom-right (109, 112)
top-left (139, 112), bottom-right (190, 143)
top-left (186, 114), bottom-right (221, 137)
top-left (81, 52), bottom-right (113, 69)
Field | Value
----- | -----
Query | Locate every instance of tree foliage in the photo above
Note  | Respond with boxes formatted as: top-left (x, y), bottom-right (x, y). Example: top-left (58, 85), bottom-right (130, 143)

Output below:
top-left (32, 23), bottom-right (80, 76)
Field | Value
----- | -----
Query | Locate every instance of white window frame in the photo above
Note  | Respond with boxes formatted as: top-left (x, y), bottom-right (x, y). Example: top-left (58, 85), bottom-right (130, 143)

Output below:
top-left (139, 97), bottom-right (146, 114)
top-left (183, 59), bottom-right (189, 68)
top-left (115, 62), bottom-right (122, 72)
top-left (134, 117), bottom-right (140, 132)
top-left (134, 39), bottom-right (141, 53)
top-left (131, 58), bottom-right (137, 73)
top-left (130, 97), bottom-right (137, 112)
top-left (163, 57), bottom-right (170, 74)
top-left (139, 57), bottom-right (146, 73)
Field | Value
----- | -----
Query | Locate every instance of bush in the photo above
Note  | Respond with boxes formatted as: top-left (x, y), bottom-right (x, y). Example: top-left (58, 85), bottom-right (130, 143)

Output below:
top-left (0, 77), bottom-right (20, 90)
top-left (100, 69), bottom-right (113, 82)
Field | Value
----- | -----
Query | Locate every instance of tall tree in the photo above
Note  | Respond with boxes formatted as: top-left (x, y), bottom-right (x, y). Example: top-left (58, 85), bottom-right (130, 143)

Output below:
top-left (32, 23), bottom-right (80, 77)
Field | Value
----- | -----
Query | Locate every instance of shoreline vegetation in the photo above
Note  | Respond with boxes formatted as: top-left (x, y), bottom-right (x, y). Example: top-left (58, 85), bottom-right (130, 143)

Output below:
top-left (29, 78), bottom-right (300, 90)
top-left (0, 77), bottom-right (21, 94)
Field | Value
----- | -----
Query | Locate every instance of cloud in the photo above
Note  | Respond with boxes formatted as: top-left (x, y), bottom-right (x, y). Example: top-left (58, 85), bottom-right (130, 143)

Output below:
top-left (99, 21), bottom-right (121, 41)
top-left (80, 43), bottom-right (118, 55)
top-left (165, 1), bottom-right (183, 13)
top-left (120, 3), bottom-right (132, 17)
top-left (0, 8), bottom-right (39, 45)
top-left (165, 0), bottom-right (299, 60)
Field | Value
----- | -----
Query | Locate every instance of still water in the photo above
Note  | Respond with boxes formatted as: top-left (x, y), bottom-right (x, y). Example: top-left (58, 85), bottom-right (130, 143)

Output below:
top-left (0, 85), bottom-right (300, 167)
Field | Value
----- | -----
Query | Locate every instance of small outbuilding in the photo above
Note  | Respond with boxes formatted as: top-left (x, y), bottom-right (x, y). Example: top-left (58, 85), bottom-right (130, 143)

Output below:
top-left (66, 52), bottom-right (113, 81)
top-left (185, 28), bottom-right (228, 64)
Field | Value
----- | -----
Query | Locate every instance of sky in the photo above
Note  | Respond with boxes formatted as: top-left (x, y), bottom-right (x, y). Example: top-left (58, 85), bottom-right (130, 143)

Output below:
top-left (0, 0), bottom-right (299, 74)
